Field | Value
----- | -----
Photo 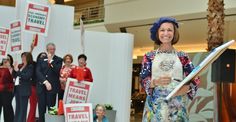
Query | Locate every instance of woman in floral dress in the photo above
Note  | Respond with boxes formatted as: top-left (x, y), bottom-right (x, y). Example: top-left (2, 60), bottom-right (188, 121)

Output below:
top-left (58, 54), bottom-right (76, 101)
top-left (140, 17), bottom-right (200, 122)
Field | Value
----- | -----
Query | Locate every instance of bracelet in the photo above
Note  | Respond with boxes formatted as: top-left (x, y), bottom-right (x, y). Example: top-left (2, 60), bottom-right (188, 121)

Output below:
top-left (43, 80), bottom-right (48, 84)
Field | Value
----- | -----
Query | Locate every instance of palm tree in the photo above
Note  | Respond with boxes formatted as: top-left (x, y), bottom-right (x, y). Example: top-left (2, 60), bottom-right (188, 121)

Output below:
top-left (207, 0), bottom-right (225, 51)
top-left (207, 0), bottom-right (225, 122)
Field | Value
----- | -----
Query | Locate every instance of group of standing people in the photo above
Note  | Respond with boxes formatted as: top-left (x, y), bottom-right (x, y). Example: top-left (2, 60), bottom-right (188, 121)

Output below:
top-left (0, 42), bottom-right (93, 122)
top-left (0, 16), bottom-right (202, 122)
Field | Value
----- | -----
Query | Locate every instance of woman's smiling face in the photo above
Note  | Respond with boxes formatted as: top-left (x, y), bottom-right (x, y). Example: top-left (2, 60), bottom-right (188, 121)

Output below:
top-left (95, 106), bottom-right (105, 117)
top-left (158, 22), bottom-right (174, 45)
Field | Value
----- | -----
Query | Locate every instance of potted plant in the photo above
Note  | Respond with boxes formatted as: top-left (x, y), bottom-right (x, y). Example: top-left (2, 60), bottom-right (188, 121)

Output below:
top-left (104, 104), bottom-right (116, 122)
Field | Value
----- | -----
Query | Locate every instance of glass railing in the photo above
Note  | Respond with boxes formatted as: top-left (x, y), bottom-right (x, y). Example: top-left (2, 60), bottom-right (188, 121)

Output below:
top-left (74, 5), bottom-right (105, 26)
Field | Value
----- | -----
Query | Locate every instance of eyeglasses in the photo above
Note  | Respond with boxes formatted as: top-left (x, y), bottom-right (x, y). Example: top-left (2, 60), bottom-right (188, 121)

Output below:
top-left (2, 58), bottom-right (9, 61)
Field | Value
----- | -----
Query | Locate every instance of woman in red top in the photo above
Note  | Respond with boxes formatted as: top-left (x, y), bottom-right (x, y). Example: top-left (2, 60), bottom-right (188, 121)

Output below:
top-left (58, 54), bottom-right (75, 100)
top-left (0, 54), bottom-right (14, 122)
top-left (70, 54), bottom-right (93, 82)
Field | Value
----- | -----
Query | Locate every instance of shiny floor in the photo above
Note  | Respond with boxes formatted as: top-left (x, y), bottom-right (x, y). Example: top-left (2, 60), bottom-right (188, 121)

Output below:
top-left (130, 113), bottom-right (142, 122)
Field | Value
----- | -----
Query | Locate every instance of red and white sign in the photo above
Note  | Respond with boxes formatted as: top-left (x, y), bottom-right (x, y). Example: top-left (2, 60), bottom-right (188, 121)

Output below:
top-left (64, 103), bottom-right (93, 122)
top-left (0, 27), bottom-right (10, 58)
top-left (10, 20), bottom-right (22, 53)
top-left (63, 78), bottom-right (93, 104)
top-left (24, 2), bottom-right (50, 36)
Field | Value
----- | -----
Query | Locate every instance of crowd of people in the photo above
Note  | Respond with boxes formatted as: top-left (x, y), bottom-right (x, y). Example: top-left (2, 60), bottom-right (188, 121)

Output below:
top-left (0, 42), bottom-right (93, 122)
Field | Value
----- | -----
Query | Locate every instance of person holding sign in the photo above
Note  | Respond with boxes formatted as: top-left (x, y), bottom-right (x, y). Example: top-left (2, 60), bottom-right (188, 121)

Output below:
top-left (0, 55), bottom-right (14, 122)
top-left (36, 43), bottom-right (62, 122)
top-left (27, 41), bottom-right (42, 122)
top-left (70, 54), bottom-right (93, 82)
top-left (140, 17), bottom-right (200, 121)
top-left (58, 54), bottom-right (75, 101)
top-left (13, 52), bottom-right (34, 122)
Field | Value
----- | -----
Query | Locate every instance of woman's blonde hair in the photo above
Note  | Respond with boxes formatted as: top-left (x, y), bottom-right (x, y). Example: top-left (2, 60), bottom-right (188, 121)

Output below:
top-left (63, 54), bottom-right (73, 63)
top-left (95, 104), bottom-right (106, 112)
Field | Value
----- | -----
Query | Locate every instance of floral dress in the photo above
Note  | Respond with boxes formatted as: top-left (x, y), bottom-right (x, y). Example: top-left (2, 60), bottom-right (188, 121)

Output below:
top-left (60, 65), bottom-right (75, 90)
top-left (140, 50), bottom-right (200, 122)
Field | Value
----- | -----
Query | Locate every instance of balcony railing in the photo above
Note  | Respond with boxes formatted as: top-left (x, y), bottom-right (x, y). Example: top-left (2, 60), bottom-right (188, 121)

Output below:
top-left (74, 5), bottom-right (105, 26)
top-left (0, 0), bottom-right (15, 6)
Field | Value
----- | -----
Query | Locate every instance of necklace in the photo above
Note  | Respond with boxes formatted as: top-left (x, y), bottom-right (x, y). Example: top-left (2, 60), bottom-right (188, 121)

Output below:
top-left (157, 45), bottom-right (175, 53)
top-left (157, 48), bottom-right (176, 54)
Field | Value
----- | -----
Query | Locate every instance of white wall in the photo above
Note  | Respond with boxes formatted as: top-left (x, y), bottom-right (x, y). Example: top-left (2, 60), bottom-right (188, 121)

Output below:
top-left (0, 0), bottom-right (134, 122)
top-left (0, 6), bottom-right (16, 27)
top-left (75, 23), bottom-right (108, 32)
top-left (104, 0), bottom-right (236, 24)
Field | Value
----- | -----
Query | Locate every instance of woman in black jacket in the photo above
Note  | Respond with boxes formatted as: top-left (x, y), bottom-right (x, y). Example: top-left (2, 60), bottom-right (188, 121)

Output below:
top-left (13, 52), bottom-right (34, 122)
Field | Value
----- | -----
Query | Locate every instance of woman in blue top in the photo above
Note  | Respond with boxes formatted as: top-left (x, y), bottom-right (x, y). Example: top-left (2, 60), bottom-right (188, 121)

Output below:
top-left (93, 104), bottom-right (109, 122)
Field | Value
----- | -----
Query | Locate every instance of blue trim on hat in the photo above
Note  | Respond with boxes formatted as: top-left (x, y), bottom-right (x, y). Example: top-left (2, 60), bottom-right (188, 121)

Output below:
top-left (150, 17), bottom-right (179, 41)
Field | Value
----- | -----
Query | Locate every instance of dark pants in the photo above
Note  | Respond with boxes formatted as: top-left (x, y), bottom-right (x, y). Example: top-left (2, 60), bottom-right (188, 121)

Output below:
top-left (58, 89), bottom-right (64, 101)
top-left (0, 91), bottom-right (14, 122)
top-left (14, 87), bottom-right (29, 122)
top-left (37, 87), bottom-right (57, 122)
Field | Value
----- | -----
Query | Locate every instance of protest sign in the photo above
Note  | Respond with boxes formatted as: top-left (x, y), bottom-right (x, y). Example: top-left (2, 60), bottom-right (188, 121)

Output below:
top-left (24, 2), bottom-right (50, 36)
top-left (63, 78), bottom-right (93, 104)
top-left (0, 27), bottom-right (10, 58)
top-left (10, 20), bottom-right (22, 53)
top-left (64, 103), bottom-right (93, 122)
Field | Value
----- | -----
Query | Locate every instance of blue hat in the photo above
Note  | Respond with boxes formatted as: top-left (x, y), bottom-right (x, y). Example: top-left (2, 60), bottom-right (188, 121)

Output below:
top-left (150, 17), bottom-right (179, 41)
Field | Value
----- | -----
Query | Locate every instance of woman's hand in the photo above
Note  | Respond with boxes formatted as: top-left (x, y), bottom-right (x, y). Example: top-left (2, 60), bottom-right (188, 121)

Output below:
top-left (60, 77), bottom-right (66, 84)
top-left (60, 77), bottom-right (65, 82)
top-left (29, 42), bottom-right (35, 53)
top-left (13, 62), bottom-right (19, 71)
top-left (173, 85), bottom-right (190, 97)
top-left (48, 53), bottom-right (52, 62)
top-left (151, 76), bottom-right (172, 88)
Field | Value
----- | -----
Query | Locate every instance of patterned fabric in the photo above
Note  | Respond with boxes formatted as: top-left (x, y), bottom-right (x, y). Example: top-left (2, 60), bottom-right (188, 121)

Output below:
top-left (59, 65), bottom-right (75, 90)
top-left (140, 50), bottom-right (200, 121)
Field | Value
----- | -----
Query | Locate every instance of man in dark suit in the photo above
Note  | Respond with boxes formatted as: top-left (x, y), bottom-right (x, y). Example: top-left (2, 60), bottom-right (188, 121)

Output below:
top-left (36, 43), bottom-right (62, 122)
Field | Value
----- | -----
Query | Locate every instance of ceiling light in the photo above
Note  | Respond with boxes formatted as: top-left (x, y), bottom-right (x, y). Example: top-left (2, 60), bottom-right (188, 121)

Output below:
top-left (64, 0), bottom-right (73, 2)
top-left (48, 0), bottom-right (55, 4)
top-left (133, 55), bottom-right (138, 59)
top-left (48, 0), bottom-right (73, 4)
